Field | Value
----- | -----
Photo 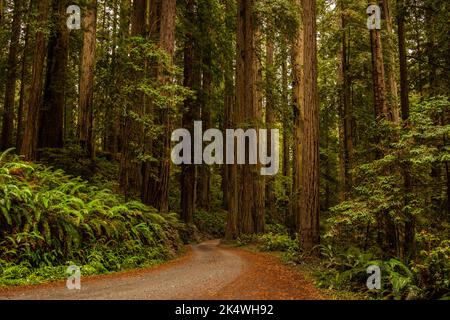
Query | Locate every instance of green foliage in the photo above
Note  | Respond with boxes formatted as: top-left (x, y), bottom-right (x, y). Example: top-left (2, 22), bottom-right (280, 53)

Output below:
top-left (327, 98), bottom-right (449, 250)
top-left (236, 226), bottom-right (299, 260)
top-left (255, 0), bottom-right (301, 41)
top-left (258, 232), bottom-right (299, 253)
top-left (38, 145), bottom-right (119, 187)
top-left (265, 223), bottom-right (289, 235)
top-left (315, 246), bottom-right (422, 300)
top-left (412, 239), bottom-right (450, 299)
top-left (322, 97), bottom-right (450, 299)
top-left (194, 209), bottom-right (227, 238)
top-left (0, 151), bottom-right (184, 286)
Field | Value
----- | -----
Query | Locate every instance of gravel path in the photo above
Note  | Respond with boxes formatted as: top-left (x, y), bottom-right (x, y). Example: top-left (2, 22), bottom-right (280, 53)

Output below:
top-left (0, 240), bottom-right (323, 300)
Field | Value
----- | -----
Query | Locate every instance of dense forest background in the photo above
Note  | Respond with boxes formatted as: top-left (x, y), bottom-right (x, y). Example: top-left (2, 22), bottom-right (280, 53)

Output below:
top-left (0, 0), bottom-right (449, 299)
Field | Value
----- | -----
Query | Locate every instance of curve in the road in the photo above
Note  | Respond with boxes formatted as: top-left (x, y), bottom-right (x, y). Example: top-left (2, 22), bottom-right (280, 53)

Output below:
top-left (0, 240), bottom-right (323, 300)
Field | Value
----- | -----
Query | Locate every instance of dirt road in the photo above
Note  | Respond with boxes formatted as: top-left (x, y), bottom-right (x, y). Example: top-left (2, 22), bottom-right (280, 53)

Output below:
top-left (0, 240), bottom-right (323, 300)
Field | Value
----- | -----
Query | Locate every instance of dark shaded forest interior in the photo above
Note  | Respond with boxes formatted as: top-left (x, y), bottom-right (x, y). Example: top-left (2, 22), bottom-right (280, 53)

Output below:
top-left (0, 0), bottom-right (449, 299)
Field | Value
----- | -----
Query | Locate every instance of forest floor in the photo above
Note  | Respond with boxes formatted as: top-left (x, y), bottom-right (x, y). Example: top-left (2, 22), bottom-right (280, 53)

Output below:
top-left (0, 240), bottom-right (324, 300)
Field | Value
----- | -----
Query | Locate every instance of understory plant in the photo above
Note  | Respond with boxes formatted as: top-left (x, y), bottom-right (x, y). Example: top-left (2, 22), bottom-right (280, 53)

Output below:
top-left (0, 149), bottom-right (185, 286)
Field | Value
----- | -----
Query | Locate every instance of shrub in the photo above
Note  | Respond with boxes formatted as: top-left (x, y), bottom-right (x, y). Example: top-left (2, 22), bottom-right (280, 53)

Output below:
top-left (194, 209), bottom-right (227, 238)
top-left (412, 240), bottom-right (450, 299)
top-left (258, 233), bottom-right (297, 252)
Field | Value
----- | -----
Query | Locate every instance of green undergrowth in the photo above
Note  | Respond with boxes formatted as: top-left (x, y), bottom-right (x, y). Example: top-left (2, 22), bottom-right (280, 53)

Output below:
top-left (234, 225), bottom-right (449, 300)
top-left (236, 224), bottom-right (298, 254)
top-left (0, 149), bottom-right (185, 287)
top-left (312, 242), bottom-right (450, 300)
top-left (38, 145), bottom-right (120, 190)
top-left (194, 209), bottom-right (227, 238)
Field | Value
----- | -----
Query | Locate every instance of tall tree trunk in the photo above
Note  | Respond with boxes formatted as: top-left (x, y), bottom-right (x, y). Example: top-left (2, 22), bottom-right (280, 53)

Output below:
top-left (1, 0), bottom-right (22, 150)
top-left (397, 0), bottom-right (414, 261)
top-left (197, 2), bottom-right (212, 211)
top-left (337, 0), bottom-right (353, 201)
top-left (0, 0), bottom-right (4, 26)
top-left (299, 0), bottom-right (320, 252)
top-left (39, 0), bottom-right (69, 149)
top-left (181, 0), bottom-right (200, 224)
top-left (21, 0), bottom-right (50, 160)
top-left (236, 0), bottom-right (264, 234)
top-left (371, 4), bottom-right (395, 256)
top-left (197, 69), bottom-right (212, 211)
top-left (223, 71), bottom-right (234, 210)
top-left (225, 68), bottom-right (238, 238)
top-left (281, 40), bottom-right (292, 227)
top-left (121, 0), bottom-right (146, 197)
top-left (370, 28), bottom-right (388, 120)
top-left (382, 0), bottom-right (400, 123)
top-left (224, 9), bottom-right (237, 237)
top-left (16, 22), bottom-right (31, 151)
top-left (78, 0), bottom-right (97, 158)
top-left (106, 0), bottom-right (120, 155)
top-left (139, 0), bottom-right (161, 203)
top-left (397, 0), bottom-right (409, 122)
top-left (146, 0), bottom-right (176, 212)
top-left (117, 0), bottom-right (131, 188)
top-left (281, 40), bottom-right (290, 181)
top-left (16, 1), bottom-right (33, 151)
top-left (291, 0), bottom-right (304, 234)
top-left (254, 26), bottom-right (265, 234)
top-left (236, 0), bottom-right (250, 233)
top-left (265, 40), bottom-right (277, 222)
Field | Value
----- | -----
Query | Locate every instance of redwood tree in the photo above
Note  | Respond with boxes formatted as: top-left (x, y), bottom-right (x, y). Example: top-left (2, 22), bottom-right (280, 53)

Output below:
top-left (235, 0), bottom-right (265, 234)
top-left (292, 0), bottom-right (304, 233)
top-left (369, 21), bottom-right (388, 119)
top-left (78, 0), bottom-right (97, 158)
top-left (299, 0), bottom-right (320, 252)
top-left (1, 0), bottom-right (22, 150)
top-left (21, 0), bottom-right (50, 160)
top-left (180, 0), bottom-right (200, 224)
top-left (145, 0), bottom-right (177, 212)
top-left (39, 0), bottom-right (69, 149)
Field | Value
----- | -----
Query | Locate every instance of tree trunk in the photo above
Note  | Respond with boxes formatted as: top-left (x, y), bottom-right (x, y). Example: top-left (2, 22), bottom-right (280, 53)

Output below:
top-left (0, 0), bottom-right (4, 26)
top-left (280, 37), bottom-right (291, 227)
top-left (337, 0), bottom-right (353, 202)
top-left (382, 0), bottom-right (400, 123)
top-left (197, 2), bottom-right (212, 211)
top-left (105, 0), bottom-right (120, 155)
top-left (197, 76), bottom-right (212, 211)
top-left (121, 0), bottom-right (146, 197)
top-left (222, 73), bottom-right (234, 210)
top-left (397, 0), bottom-right (414, 261)
top-left (370, 28), bottom-right (393, 254)
top-left (181, 0), bottom-right (200, 224)
top-left (236, 0), bottom-right (264, 234)
top-left (299, 0), bottom-right (320, 252)
top-left (145, 0), bottom-right (176, 213)
top-left (21, 0), bottom-right (50, 160)
top-left (16, 1), bottom-right (33, 151)
top-left (78, 0), bottom-right (97, 158)
top-left (397, 0), bottom-right (409, 122)
top-left (39, 0), bottom-right (69, 149)
top-left (1, 0), bottom-right (22, 150)
top-left (370, 28), bottom-right (388, 120)
top-left (281, 41), bottom-right (290, 183)
top-left (225, 68), bottom-right (238, 238)
top-left (117, 0), bottom-right (131, 188)
top-left (265, 40), bottom-right (277, 222)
